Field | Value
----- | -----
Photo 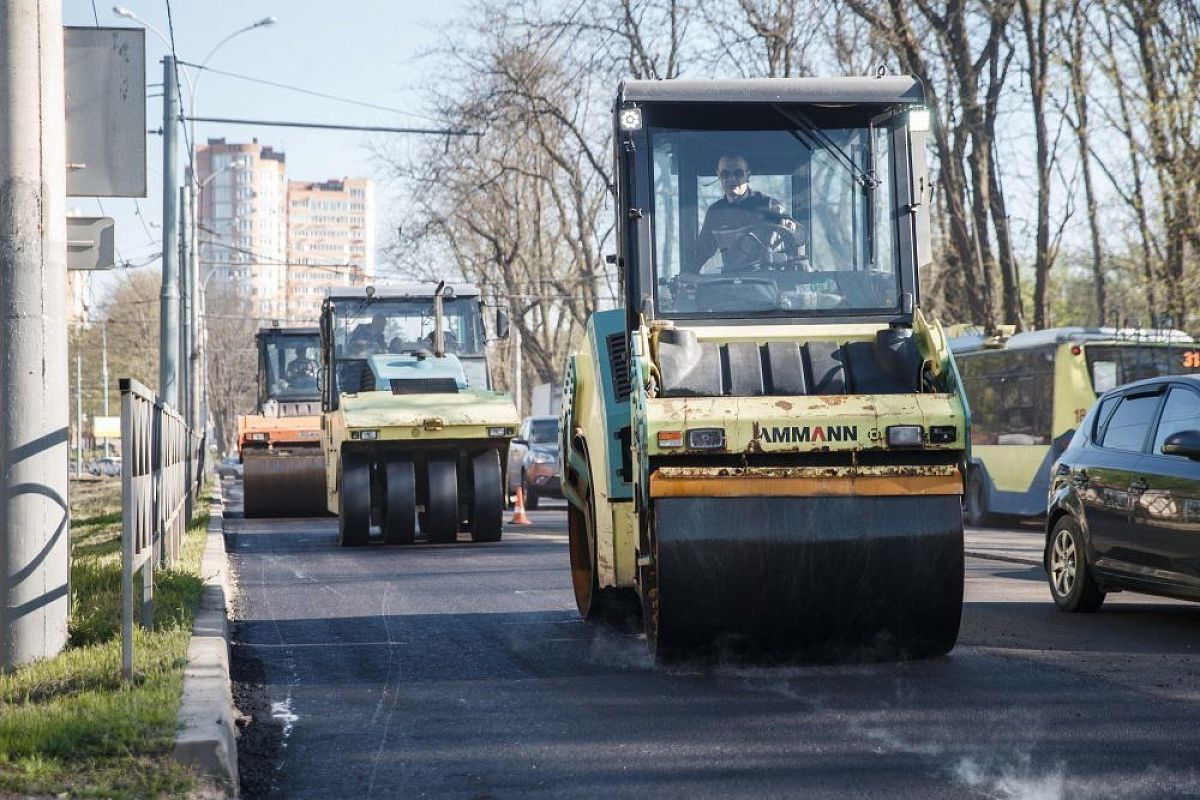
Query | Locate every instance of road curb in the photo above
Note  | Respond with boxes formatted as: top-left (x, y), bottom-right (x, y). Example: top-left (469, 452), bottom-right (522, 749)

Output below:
top-left (174, 481), bottom-right (240, 797)
top-left (964, 549), bottom-right (1042, 568)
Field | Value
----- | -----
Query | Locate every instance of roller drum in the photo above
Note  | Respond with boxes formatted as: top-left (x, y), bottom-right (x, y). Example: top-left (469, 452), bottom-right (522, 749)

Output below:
top-left (243, 450), bottom-right (328, 518)
top-left (650, 495), bottom-right (963, 661)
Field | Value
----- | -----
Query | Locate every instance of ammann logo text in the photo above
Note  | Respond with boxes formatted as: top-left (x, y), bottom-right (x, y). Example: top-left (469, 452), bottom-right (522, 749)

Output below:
top-left (760, 425), bottom-right (858, 444)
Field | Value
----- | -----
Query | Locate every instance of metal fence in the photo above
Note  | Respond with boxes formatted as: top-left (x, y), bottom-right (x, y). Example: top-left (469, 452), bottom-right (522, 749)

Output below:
top-left (120, 378), bottom-right (202, 679)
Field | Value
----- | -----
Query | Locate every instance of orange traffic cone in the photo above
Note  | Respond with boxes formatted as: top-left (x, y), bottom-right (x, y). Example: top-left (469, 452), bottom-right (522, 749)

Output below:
top-left (509, 486), bottom-right (533, 525)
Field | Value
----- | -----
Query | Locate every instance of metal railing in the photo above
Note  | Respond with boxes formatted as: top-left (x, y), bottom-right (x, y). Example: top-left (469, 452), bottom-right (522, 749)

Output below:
top-left (120, 377), bottom-right (202, 679)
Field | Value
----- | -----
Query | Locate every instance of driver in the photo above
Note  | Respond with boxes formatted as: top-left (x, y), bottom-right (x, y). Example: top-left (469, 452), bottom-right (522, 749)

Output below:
top-left (686, 153), bottom-right (796, 274)
top-left (284, 348), bottom-right (318, 388)
top-left (347, 315), bottom-right (388, 355)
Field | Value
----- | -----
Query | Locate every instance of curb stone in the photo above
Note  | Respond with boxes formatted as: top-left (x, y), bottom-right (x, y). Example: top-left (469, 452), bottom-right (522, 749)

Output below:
top-left (964, 549), bottom-right (1042, 568)
top-left (174, 481), bottom-right (240, 797)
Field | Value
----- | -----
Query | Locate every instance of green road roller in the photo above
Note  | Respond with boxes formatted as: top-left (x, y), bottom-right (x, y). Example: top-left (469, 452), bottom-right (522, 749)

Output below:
top-left (561, 77), bottom-right (971, 661)
top-left (319, 283), bottom-right (519, 546)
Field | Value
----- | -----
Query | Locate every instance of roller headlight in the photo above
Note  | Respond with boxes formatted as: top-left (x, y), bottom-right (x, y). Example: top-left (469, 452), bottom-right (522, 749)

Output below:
top-left (350, 429), bottom-right (379, 441)
top-left (687, 428), bottom-right (726, 450)
top-left (488, 426), bottom-right (514, 437)
top-left (887, 425), bottom-right (924, 448)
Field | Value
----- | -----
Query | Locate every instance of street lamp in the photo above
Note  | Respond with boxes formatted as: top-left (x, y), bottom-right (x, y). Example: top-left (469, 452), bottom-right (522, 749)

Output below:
top-left (112, 5), bottom-right (275, 479)
top-left (184, 18), bottom-right (275, 461)
top-left (112, 5), bottom-right (275, 447)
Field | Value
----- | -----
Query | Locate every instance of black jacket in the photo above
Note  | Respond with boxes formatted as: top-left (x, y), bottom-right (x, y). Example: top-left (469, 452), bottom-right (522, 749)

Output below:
top-left (688, 189), bottom-right (787, 274)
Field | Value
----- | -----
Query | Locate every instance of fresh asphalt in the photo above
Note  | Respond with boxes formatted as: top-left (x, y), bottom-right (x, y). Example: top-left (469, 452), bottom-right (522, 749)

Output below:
top-left (223, 478), bottom-right (1200, 799)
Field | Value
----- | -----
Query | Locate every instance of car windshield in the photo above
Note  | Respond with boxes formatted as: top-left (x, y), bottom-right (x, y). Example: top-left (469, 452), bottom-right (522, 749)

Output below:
top-left (264, 335), bottom-right (321, 401)
top-left (649, 105), bottom-right (905, 319)
top-left (334, 297), bottom-right (486, 360)
top-left (529, 419), bottom-right (558, 445)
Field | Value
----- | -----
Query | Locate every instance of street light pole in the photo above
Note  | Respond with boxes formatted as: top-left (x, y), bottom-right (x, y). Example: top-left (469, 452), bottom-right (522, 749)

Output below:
top-left (159, 55), bottom-right (181, 408)
top-left (185, 16), bottom-right (275, 452)
top-left (112, 6), bottom-right (274, 442)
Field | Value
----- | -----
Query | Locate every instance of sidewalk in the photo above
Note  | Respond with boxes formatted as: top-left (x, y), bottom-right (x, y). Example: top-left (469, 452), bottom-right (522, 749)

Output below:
top-left (964, 525), bottom-right (1045, 567)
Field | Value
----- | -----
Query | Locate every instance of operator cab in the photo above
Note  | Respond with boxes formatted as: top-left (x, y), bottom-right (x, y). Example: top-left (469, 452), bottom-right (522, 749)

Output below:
top-left (320, 284), bottom-right (502, 408)
top-left (615, 77), bottom-right (932, 329)
top-left (257, 327), bottom-right (321, 410)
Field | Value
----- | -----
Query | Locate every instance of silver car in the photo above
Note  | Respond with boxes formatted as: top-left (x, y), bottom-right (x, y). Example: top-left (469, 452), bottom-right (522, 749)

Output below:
top-left (507, 416), bottom-right (561, 509)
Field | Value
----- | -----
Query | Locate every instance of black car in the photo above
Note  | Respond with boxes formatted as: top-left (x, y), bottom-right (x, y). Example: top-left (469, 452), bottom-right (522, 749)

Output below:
top-left (1046, 374), bottom-right (1200, 611)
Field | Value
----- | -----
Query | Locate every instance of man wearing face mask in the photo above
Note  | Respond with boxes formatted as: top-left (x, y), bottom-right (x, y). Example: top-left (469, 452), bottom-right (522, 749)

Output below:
top-left (686, 153), bottom-right (796, 274)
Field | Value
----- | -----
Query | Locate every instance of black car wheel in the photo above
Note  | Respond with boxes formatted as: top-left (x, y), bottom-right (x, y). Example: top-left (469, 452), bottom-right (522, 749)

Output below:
top-left (522, 473), bottom-right (540, 510)
top-left (964, 468), bottom-right (996, 528)
top-left (1047, 515), bottom-right (1105, 612)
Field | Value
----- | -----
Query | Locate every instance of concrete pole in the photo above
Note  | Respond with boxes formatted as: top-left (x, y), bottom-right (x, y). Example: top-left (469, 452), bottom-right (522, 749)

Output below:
top-left (179, 185), bottom-right (191, 422)
top-left (513, 324), bottom-right (523, 416)
top-left (102, 322), bottom-right (110, 455)
top-left (159, 56), bottom-right (180, 408)
top-left (187, 172), bottom-right (201, 445)
top-left (0, 0), bottom-right (71, 668)
top-left (75, 352), bottom-right (83, 477)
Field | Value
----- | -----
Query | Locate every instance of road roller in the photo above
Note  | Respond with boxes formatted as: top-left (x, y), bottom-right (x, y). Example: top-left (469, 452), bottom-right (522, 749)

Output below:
top-left (319, 283), bottom-right (519, 546)
top-left (560, 77), bottom-right (971, 661)
top-left (238, 326), bottom-right (327, 518)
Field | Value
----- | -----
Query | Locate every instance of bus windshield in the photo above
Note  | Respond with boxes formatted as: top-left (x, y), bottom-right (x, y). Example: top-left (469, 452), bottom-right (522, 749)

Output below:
top-left (1086, 344), bottom-right (1200, 393)
top-left (649, 105), bottom-right (907, 319)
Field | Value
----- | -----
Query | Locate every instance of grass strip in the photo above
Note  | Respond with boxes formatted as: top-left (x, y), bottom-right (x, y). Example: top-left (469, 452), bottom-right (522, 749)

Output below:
top-left (0, 479), bottom-right (213, 799)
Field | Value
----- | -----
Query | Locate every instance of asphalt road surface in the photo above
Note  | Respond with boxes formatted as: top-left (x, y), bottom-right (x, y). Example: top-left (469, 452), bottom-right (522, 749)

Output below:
top-left (223, 478), bottom-right (1200, 799)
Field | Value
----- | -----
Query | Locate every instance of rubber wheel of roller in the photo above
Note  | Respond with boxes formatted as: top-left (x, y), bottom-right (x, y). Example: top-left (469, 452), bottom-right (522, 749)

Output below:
top-left (383, 459), bottom-right (416, 545)
top-left (470, 450), bottom-right (503, 543)
top-left (338, 450), bottom-right (370, 547)
top-left (424, 459), bottom-right (459, 544)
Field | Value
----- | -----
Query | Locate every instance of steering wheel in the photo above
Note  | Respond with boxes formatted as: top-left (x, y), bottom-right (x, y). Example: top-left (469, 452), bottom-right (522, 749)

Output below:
top-left (727, 220), bottom-right (802, 269)
top-left (424, 331), bottom-right (460, 353)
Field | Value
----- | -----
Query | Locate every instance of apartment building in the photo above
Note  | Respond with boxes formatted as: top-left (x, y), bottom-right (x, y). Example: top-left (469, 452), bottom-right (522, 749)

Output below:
top-left (286, 178), bottom-right (375, 322)
top-left (196, 138), bottom-right (289, 320)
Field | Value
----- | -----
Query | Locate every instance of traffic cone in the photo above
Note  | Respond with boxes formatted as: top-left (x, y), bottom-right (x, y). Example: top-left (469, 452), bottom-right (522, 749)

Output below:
top-left (509, 486), bottom-right (533, 525)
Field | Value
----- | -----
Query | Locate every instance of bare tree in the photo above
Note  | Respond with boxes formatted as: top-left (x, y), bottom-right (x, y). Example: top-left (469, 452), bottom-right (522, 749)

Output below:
top-left (1016, 0), bottom-right (1058, 329)
top-left (1058, 0), bottom-right (1106, 324)
top-left (205, 286), bottom-right (258, 455)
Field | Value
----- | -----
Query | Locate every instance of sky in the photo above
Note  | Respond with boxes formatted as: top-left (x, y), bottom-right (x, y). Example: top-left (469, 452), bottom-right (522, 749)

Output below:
top-left (62, 0), bottom-right (467, 312)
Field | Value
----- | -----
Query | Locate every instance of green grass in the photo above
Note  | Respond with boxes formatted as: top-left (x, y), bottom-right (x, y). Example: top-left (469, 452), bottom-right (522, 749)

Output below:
top-left (0, 479), bottom-right (214, 798)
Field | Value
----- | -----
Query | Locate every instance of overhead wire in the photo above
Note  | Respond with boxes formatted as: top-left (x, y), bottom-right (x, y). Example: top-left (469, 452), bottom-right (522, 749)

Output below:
top-left (175, 61), bottom-right (445, 125)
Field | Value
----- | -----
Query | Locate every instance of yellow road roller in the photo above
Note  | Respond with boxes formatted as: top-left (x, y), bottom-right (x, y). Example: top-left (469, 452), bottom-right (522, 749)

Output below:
top-left (560, 77), bottom-right (971, 661)
top-left (319, 283), bottom-right (519, 546)
top-left (238, 326), bottom-right (327, 518)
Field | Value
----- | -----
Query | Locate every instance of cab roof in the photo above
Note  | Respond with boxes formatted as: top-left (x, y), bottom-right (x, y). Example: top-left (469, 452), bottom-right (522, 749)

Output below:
top-left (325, 282), bottom-right (481, 301)
top-left (618, 76), bottom-right (925, 106)
top-left (950, 325), bottom-right (1194, 354)
top-left (256, 325), bottom-right (318, 338)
